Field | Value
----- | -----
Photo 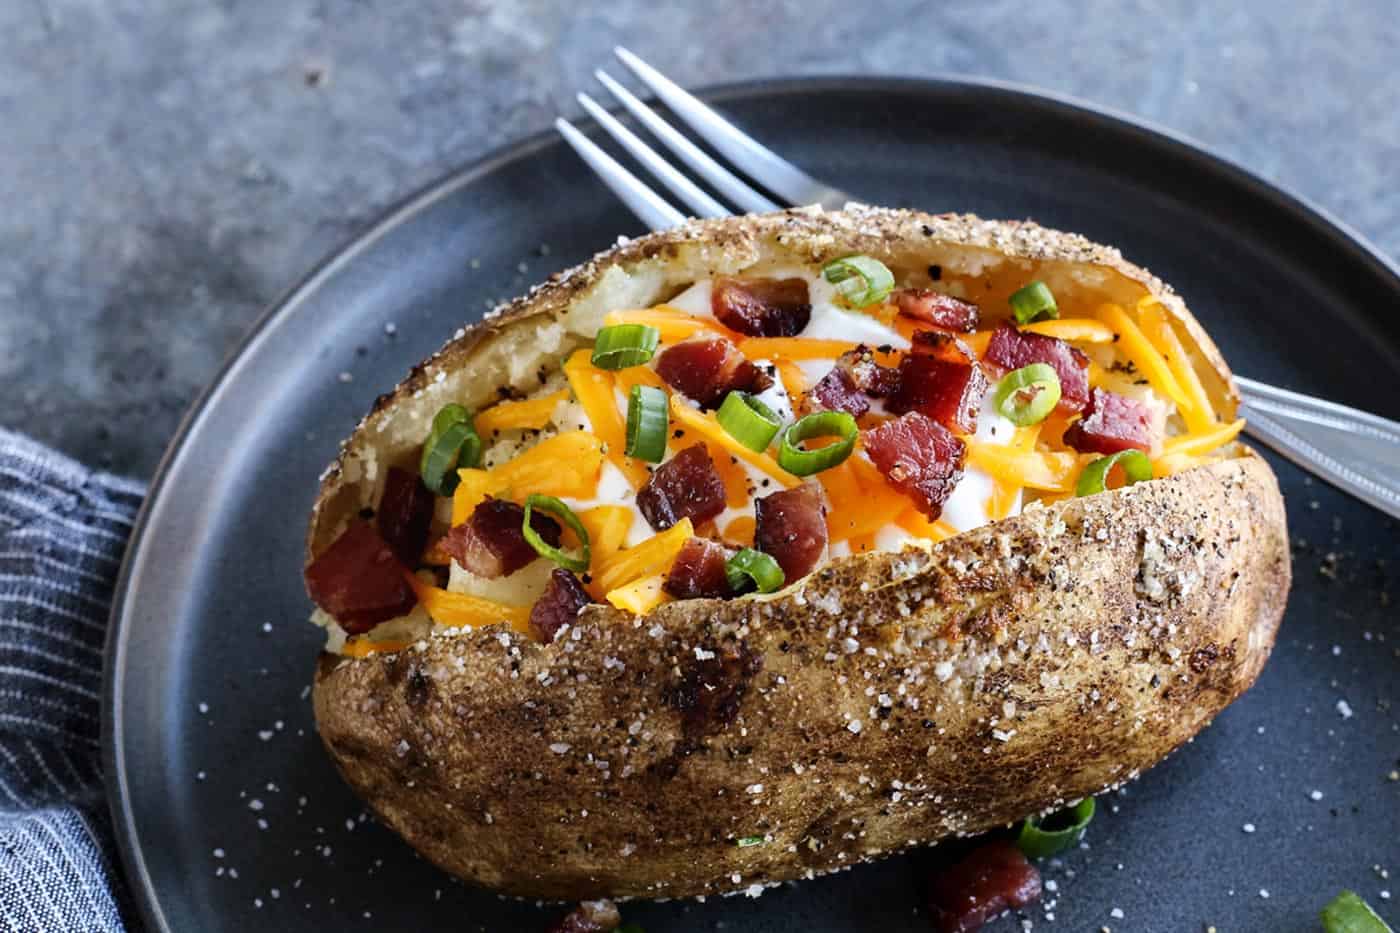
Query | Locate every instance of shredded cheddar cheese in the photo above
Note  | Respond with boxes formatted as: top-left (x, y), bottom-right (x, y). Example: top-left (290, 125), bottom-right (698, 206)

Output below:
top-left (341, 637), bottom-right (413, 658)
top-left (1136, 298), bottom-right (1217, 433)
top-left (1020, 318), bottom-right (1116, 344)
top-left (563, 350), bottom-right (651, 489)
top-left (603, 306), bottom-right (729, 342)
top-left (1095, 303), bottom-right (1191, 410)
top-left (668, 396), bottom-right (799, 488)
top-left (473, 389), bottom-right (570, 435)
top-left (605, 574), bottom-right (671, 614)
top-left (405, 572), bottom-right (531, 633)
top-left (451, 431), bottom-right (604, 525)
top-left (965, 442), bottom-right (1082, 493)
top-left (1161, 418), bottom-right (1245, 458)
top-left (592, 518), bottom-right (694, 595)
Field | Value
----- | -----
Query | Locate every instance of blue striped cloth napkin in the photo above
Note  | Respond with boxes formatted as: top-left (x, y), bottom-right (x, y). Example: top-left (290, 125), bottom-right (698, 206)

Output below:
top-left (0, 428), bottom-right (143, 931)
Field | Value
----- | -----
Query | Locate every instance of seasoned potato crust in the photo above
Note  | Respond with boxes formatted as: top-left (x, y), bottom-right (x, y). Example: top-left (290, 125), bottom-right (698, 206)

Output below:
top-left (308, 206), bottom-right (1288, 899)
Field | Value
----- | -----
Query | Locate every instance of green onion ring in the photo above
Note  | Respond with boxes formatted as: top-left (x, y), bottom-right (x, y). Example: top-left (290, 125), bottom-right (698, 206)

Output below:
top-left (717, 390), bottom-right (783, 452)
top-left (725, 547), bottom-right (785, 594)
top-left (625, 384), bottom-right (669, 462)
top-left (1075, 449), bottom-right (1153, 497)
top-left (821, 254), bottom-right (895, 308)
top-left (522, 495), bottom-right (591, 573)
top-left (992, 363), bottom-right (1062, 426)
top-left (1015, 797), bottom-right (1095, 859)
top-left (777, 410), bottom-right (858, 476)
top-left (419, 403), bottom-right (483, 495)
top-left (1009, 280), bottom-right (1059, 324)
top-left (590, 324), bottom-right (661, 370)
top-left (1320, 890), bottom-right (1393, 933)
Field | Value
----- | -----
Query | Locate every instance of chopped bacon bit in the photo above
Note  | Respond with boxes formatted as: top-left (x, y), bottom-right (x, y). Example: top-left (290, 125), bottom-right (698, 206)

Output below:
top-left (886, 332), bottom-right (987, 433)
top-left (529, 569), bottom-right (593, 643)
top-left (546, 898), bottom-right (621, 933)
top-left (654, 336), bottom-right (773, 409)
top-left (807, 345), bottom-right (901, 417)
top-left (637, 444), bottom-right (728, 531)
top-left (304, 522), bottom-right (416, 634)
top-left (375, 467), bottom-right (435, 565)
top-left (711, 276), bottom-right (812, 337)
top-left (926, 840), bottom-right (1042, 933)
top-left (754, 482), bottom-right (828, 583)
top-left (441, 496), bottom-right (560, 579)
top-left (892, 287), bottom-right (980, 332)
top-left (664, 537), bottom-right (734, 599)
top-left (984, 323), bottom-right (1090, 413)
top-left (864, 412), bottom-right (966, 520)
top-left (1063, 387), bottom-right (1157, 454)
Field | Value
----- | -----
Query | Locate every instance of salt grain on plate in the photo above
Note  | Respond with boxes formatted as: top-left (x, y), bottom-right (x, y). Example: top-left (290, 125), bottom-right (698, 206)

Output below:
top-left (1309, 789), bottom-right (1324, 801)
top-left (1336, 699), bottom-right (1354, 719)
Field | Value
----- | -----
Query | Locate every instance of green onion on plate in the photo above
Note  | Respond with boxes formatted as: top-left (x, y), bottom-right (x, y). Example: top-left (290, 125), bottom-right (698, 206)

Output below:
top-left (1015, 797), bottom-right (1095, 859)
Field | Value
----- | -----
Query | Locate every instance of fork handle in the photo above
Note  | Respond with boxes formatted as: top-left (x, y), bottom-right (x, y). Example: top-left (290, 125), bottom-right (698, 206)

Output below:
top-left (1237, 376), bottom-right (1400, 519)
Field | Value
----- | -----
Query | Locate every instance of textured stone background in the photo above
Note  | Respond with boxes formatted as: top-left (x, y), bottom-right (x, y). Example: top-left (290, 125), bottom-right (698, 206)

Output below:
top-left (4, 0), bottom-right (1398, 475)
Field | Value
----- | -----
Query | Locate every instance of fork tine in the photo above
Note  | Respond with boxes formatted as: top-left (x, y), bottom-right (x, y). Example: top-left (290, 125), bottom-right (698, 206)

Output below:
top-left (594, 70), bottom-right (778, 215)
top-left (576, 93), bottom-right (730, 219)
top-left (613, 46), bottom-right (851, 210)
top-left (554, 117), bottom-right (685, 233)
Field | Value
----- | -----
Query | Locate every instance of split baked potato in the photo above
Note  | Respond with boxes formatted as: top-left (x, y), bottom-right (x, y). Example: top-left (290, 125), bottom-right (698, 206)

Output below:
top-left (303, 206), bottom-right (1289, 900)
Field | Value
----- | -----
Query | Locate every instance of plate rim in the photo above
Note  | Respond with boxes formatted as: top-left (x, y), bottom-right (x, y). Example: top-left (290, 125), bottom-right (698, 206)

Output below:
top-left (100, 72), bottom-right (1400, 933)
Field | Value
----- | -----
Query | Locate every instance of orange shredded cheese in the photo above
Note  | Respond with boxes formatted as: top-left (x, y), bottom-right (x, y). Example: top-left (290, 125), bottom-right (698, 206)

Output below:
top-left (450, 467), bottom-right (494, 526)
top-left (605, 574), bottom-right (671, 614)
top-left (1161, 418), bottom-right (1245, 458)
top-left (592, 518), bottom-right (694, 595)
top-left (451, 431), bottom-right (604, 525)
top-left (719, 515), bottom-right (756, 548)
top-left (963, 330), bottom-right (992, 359)
top-left (603, 306), bottom-right (734, 342)
top-left (705, 444), bottom-right (752, 508)
top-left (563, 350), bottom-right (651, 489)
top-left (895, 509), bottom-right (958, 542)
top-left (668, 396), bottom-right (798, 488)
top-left (1020, 318), bottom-right (1116, 343)
top-left (473, 389), bottom-right (569, 435)
top-left (820, 456), bottom-right (909, 541)
top-left (1095, 303), bottom-right (1190, 411)
top-left (578, 505), bottom-right (633, 573)
top-left (341, 637), bottom-right (413, 658)
top-left (773, 357), bottom-right (807, 403)
top-left (965, 441), bottom-right (1081, 492)
top-left (1136, 298), bottom-right (1217, 433)
top-left (404, 572), bottom-right (531, 633)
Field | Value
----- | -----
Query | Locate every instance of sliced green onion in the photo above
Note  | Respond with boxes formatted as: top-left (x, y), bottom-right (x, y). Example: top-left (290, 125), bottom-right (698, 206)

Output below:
top-left (591, 324), bottom-right (660, 370)
top-left (419, 403), bottom-right (482, 495)
top-left (725, 548), bottom-right (785, 594)
top-left (1015, 797), bottom-right (1095, 859)
top-left (735, 835), bottom-right (766, 848)
top-left (1075, 449), bottom-right (1153, 497)
top-left (777, 411), bottom-right (857, 476)
top-left (822, 254), bottom-right (895, 308)
top-left (625, 385), bottom-right (669, 462)
top-left (1321, 890), bottom-right (1394, 933)
top-left (1009, 280), bottom-right (1059, 324)
top-left (522, 495), bottom-right (590, 573)
top-left (992, 363), bottom-right (1062, 426)
top-left (717, 391), bottom-right (782, 452)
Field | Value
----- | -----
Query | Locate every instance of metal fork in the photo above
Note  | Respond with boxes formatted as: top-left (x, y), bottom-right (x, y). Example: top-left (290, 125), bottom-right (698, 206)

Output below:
top-left (556, 47), bottom-right (1400, 521)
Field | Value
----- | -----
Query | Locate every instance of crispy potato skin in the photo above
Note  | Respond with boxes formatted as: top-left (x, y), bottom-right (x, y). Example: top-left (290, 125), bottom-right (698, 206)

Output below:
top-left (313, 454), bottom-right (1288, 899)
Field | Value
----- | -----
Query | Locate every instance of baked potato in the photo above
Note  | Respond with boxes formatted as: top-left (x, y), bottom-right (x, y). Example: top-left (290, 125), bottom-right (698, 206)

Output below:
top-left (303, 206), bottom-right (1289, 900)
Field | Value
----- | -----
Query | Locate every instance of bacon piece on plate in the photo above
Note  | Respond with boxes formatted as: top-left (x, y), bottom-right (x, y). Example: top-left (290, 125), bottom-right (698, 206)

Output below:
top-left (664, 537), bottom-right (734, 599)
top-left (754, 482), bottom-right (828, 583)
top-left (637, 444), bottom-right (728, 531)
top-left (807, 345), bottom-right (900, 417)
top-left (983, 323), bottom-right (1090, 413)
top-left (375, 466), bottom-right (435, 564)
top-left (1063, 387), bottom-right (1157, 454)
top-left (304, 522), bottom-right (416, 634)
top-left (892, 287), bottom-right (980, 333)
top-left (546, 898), bottom-right (622, 933)
top-left (655, 335), bottom-right (774, 409)
top-left (441, 496), bottom-right (561, 579)
top-left (925, 840), bottom-right (1043, 933)
top-left (886, 332), bottom-right (988, 434)
top-left (711, 276), bottom-right (812, 337)
top-left (864, 412), bottom-right (967, 520)
top-left (529, 569), bottom-right (594, 643)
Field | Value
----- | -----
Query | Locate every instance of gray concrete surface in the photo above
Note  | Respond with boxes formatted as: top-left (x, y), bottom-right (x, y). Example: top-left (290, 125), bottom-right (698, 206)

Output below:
top-left (4, 0), bottom-right (1398, 476)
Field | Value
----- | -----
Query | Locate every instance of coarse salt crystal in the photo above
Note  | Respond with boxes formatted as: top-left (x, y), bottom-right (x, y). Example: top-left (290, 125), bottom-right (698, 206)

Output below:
top-left (549, 743), bottom-right (571, 754)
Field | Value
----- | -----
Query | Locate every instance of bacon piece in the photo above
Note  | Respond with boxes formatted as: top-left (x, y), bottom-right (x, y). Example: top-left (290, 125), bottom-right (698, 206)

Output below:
top-left (664, 537), bottom-right (734, 599)
top-left (926, 840), bottom-right (1042, 933)
top-left (806, 345), bottom-right (900, 417)
top-left (983, 323), bottom-right (1090, 413)
top-left (754, 483), bottom-right (828, 583)
top-left (654, 336), bottom-right (773, 409)
top-left (441, 496), bottom-right (560, 579)
top-left (864, 412), bottom-right (966, 520)
top-left (711, 276), bottom-right (811, 337)
top-left (886, 332), bottom-right (987, 434)
top-left (892, 287), bottom-right (980, 333)
top-left (375, 467), bottom-right (435, 564)
top-left (529, 569), bottom-right (593, 643)
top-left (1063, 387), bottom-right (1157, 454)
top-left (304, 522), bottom-right (416, 634)
top-left (546, 899), bottom-right (621, 933)
top-left (637, 444), bottom-right (728, 531)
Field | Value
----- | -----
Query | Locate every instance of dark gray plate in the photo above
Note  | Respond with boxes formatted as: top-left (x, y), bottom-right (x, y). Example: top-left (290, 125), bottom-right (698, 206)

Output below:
top-left (104, 77), bottom-right (1400, 932)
